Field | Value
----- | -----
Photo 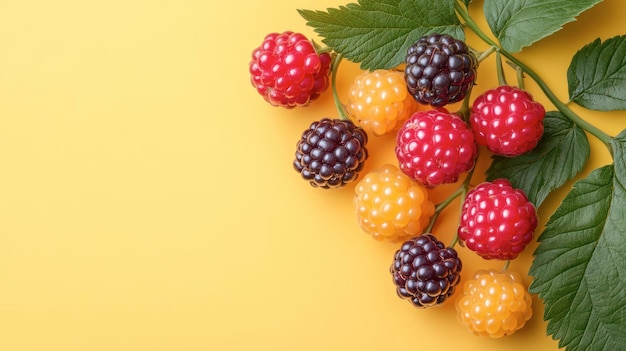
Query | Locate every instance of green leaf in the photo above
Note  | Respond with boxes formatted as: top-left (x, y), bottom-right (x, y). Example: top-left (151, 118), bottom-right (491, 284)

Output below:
top-left (298, 0), bottom-right (463, 70)
top-left (529, 130), bottom-right (626, 351)
top-left (568, 35), bottom-right (626, 111)
top-left (483, 0), bottom-right (602, 53)
top-left (486, 111), bottom-right (589, 207)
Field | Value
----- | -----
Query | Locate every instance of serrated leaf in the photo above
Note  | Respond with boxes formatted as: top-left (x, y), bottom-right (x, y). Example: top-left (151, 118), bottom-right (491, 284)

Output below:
top-left (483, 0), bottom-right (602, 53)
top-left (529, 129), bottom-right (626, 350)
top-left (486, 111), bottom-right (589, 207)
top-left (298, 0), bottom-right (463, 70)
top-left (568, 35), bottom-right (626, 111)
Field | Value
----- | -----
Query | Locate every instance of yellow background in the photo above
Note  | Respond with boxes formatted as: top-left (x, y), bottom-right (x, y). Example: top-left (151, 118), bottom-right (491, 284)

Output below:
top-left (0, 0), bottom-right (624, 350)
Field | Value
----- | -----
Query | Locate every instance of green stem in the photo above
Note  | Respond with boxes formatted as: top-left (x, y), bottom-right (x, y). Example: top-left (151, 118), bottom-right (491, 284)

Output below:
top-left (502, 260), bottom-right (511, 272)
top-left (515, 64), bottom-right (526, 90)
top-left (456, 85), bottom-right (473, 122)
top-left (503, 54), bottom-right (612, 146)
top-left (454, 1), bottom-right (613, 147)
top-left (449, 233), bottom-right (460, 249)
top-left (495, 50), bottom-right (508, 86)
top-left (449, 165), bottom-right (475, 248)
top-left (424, 165), bottom-right (476, 248)
top-left (330, 53), bottom-right (350, 121)
top-left (476, 46), bottom-right (497, 63)
top-left (424, 186), bottom-right (463, 234)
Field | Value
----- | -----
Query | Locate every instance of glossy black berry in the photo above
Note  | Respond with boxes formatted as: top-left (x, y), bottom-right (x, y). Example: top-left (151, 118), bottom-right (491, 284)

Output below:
top-left (390, 233), bottom-right (462, 308)
top-left (293, 118), bottom-right (368, 189)
top-left (405, 33), bottom-right (477, 107)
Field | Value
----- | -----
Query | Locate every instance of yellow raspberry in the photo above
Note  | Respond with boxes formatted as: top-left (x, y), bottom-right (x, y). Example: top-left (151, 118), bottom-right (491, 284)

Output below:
top-left (346, 69), bottom-right (421, 136)
top-left (354, 164), bottom-right (435, 241)
top-left (456, 269), bottom-right (533, 338)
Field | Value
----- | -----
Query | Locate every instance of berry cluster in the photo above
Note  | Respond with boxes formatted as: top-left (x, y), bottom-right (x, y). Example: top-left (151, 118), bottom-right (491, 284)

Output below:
top-left (249, 29), bottom-right (544, 337)
top-left (458, 178), bottom-right (538, 260)
top-left (470, 86), bottom-right (545, 157)
top-left (390, 234), bottom-right (462, 308)
top-left (249, 31), bottom-right (331, 108)
top-left (456, 269), bottom-right (533, 338)
top-left (346, 69), bottom-right (421, 136)
top-left (293, 118), bottom-right (368, 189)
top-left (395, 109), bottom-right (478, 187)
top-left (354, 164), bottom-right (435, 242)
top-left (405, 34), bottom-right (477, 107)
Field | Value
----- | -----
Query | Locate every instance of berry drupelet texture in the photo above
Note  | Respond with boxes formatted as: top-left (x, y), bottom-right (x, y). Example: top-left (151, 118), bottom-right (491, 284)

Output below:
top-left (395, 109), bottom-right (478, 187)
top-left (456, 269), bottom-right (533, 338)
top-left (293, 118), bottom-right (368, 189)
top-left (470, 85), bottom-right (546, 157)
top-left (458, 178), bottom-right (538, 260)
top-left (249, 31), bottom-right (332, 108)
top-left (405, 33), bottom-right (477, 107)
top-left (346, 69), bottom-right (420, 136)
top-left (390, 234), bottom-right (462, 308)
top-left (354, 164), bottom-right (435, 241)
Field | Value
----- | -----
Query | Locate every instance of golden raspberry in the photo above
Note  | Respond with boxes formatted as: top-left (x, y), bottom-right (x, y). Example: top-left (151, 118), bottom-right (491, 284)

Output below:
top-left (456, 269), bottom-right (533, 338)
top-left (346, 69), bottom-right (421, 136)
top-left (354, 164), bottom-right (435, 241)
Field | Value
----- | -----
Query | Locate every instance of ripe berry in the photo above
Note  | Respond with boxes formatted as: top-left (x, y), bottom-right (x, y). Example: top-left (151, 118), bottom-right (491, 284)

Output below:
top-left (456, 269), bottom-right (533, 338)
top-left (470, 85), bottom-right (546, 157)
top-left (405, 33), bottom-right (478, 107)
top-left (354, 164), bottom-right (435, 241)
top-left (293, 118), bottom-right (368, 189)
top-left (395, 109), bottom-right (478, 187)
top-left (390, 233), bottom-right (462, 308)
top-left (458, 179), bottom-right (538, 260)
top-left (346, 69), bottom-right (420, 136)
top-left (249, 31), bottom-right (332, 108)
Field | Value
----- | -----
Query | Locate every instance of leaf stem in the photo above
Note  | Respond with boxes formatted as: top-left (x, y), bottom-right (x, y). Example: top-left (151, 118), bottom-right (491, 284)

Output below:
top-left (331, 53), bottom-right (350, 121)
top-left (454, 1), bottom-right (613, 148)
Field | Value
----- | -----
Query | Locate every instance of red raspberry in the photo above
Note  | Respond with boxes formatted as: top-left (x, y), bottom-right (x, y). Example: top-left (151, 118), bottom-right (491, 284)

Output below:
top-left (458, 179), bottom-right (538, 260)
top-left (249, 31), bottom-right (332, 108)
top-left (395, 109), bottom-right (478, 187)
top-left (470, 85), bottom-right (545, 157)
